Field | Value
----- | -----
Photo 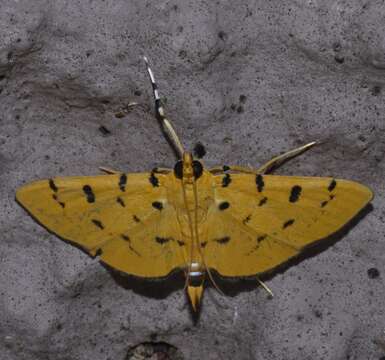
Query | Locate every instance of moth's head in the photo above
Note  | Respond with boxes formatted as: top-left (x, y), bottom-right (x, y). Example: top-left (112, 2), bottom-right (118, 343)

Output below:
top-left (173, 152), bottom-right (203, 182)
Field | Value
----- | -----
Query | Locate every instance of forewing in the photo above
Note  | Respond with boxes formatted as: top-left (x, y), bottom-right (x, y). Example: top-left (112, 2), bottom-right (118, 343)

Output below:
top-left (202, 174), bottom-right (373, 277)
top-left (16, 173), bottom-right (185, 277)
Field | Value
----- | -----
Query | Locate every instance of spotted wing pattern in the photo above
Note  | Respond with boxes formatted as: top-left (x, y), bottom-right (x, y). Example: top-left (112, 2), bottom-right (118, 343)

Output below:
top-left (16, 173), bottom-right (185, 277)
top-left (201, 174), bottom-right (373, 277)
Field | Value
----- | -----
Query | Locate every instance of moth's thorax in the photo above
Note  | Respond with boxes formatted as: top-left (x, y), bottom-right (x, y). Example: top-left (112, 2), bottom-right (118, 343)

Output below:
top-left (181, 152), bottom-right (194, 184)
top-left (168, 169), bottom-right (214, 233)
top-left (187, 261), bottom-right (205, 283)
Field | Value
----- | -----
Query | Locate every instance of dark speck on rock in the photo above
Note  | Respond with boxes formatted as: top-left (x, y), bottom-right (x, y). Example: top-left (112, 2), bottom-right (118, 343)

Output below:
top-left (239, 94), bottom-right (247, 103)
top-left (367, 268), bottom-right (380, 279)
top-left (99, 125), bottom-right (111, 136)
top-left (218, 31), bottom-right (227, 40)
top-left (334, 55), bottom-right (344, 64)
top-left (193, 142), bottom-right (206, 158)
top-left (371, 85), bottom-right (381, 96)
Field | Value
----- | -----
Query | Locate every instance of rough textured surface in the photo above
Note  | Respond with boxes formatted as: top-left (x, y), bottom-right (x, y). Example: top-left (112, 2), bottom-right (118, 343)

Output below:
top-left (1, 1), bottom-right (384, 359)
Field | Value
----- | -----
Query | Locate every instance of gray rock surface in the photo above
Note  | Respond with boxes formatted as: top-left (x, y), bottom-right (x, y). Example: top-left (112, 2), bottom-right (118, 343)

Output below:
top-left (1, 1), bottom-right (384, 359)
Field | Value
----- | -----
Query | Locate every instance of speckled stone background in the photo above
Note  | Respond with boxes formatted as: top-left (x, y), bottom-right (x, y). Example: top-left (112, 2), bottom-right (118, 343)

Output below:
top-left (1, 1), bottom-right (384, 359)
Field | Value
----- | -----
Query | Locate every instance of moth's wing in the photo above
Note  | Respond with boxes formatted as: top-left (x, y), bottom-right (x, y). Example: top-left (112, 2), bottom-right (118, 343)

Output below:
top-left (202, 174), bottom-right (373, 277)
top-left (16, 173), bottom-right (186, 277)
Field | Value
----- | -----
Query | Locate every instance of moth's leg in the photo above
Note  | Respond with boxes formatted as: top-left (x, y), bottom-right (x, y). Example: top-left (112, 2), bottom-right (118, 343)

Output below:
top-left (209, 142), bottom-right (316, 175)
top-left (152, 167), bottom-right (172, 174)
top-left (144, 56), bottom-right (185, 158)
top-left (99, 166), bottom-right (121, 174)
top-left (256, 141), bottom-right (317, 174)
top-left (209, 165), bottom-right (256, 175)
top-left (256, 277), bottom-right (273, 298)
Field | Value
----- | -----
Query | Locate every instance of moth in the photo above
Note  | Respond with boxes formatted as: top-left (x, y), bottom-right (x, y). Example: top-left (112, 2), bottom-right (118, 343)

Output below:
top-left (16, 57), bottom-right (373, 312)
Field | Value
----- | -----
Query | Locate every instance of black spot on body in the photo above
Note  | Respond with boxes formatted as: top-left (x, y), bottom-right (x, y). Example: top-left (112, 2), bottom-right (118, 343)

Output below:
top-left (174, 161), bottom-right (183, 179)
top-left (256, 175), bottom-right (264, 192)
top-left (367, 268), bottom-right (380, 279)
top-left (116, 197), bottom-right (125, 207)
top-left (177, 240), bottom-right (185, 246)
top-left (83, 185), bottom-right (95, 203)
top-left (149, 173), bottom-right (159, 187)
top-left (200, 241), bottom-right (208, 248)
top-left (257, 235), bottom-right (267, 243)
top-left (222, 173), bottom-right (231, 187)
top-left (155, 236), bottom-right (170, 245)
top-left (258, 197), bottom-right (268, 206)
top-left (289, 185), bottom-right (302, 203)
top-left (119, 174), bottom-right (127, 191)
top-left (328, 179), bottom-right (337, 192)
top-left (329, 194), bottom-right (335, 200)
top-left (216, 236), bottom-right (230, 244)
top-left (152, 201), bottom-right (163, 210)
top-left (193, 160), bottom-right (203, 179)
top-left (91, 219), bottom-right (104, 229)
top-left (133, 215), bottom-right (140, 223)
top-left (193, 142), bottom-right (206, 158)
top-left (283, 219), bottom-right (295, 229)
top-left (218, 201), bottom-right (230, 210)
top-left (95, 248), bottom-right (103, 256)
top-left (49, 179), bottom-right (58, 192)
top-left (321, 200), bottom-right (328, 208)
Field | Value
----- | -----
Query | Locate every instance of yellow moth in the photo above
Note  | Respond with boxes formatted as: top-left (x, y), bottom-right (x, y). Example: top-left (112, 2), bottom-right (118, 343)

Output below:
top-left (16, 57), bottom-right (373, 312)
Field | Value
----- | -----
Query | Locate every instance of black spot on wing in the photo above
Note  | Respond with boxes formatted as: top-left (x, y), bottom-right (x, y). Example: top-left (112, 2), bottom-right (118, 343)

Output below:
top-left (95, 248), bottom-right (103, 256)
top-left (283, 219), bottom-right (295, 229)
top-left (328, 179), bottom-right (337, 192)
top-left (121, 234), bottom-right (141, 256)
top-left (119, 174), bottom-right (127, 192)
top-left (121, 234), bottom-right (130, 241)
top-left (52, 194), bottom-right (65, 208)
top-left (223, 165), bottom-right (230, 171)
top-left (91, 219), bottom-right (104, 229)
top-left (243, 214), bottom-right (252, 224)
top-left (257, 235), bottom-right (267, 243)
top-left (133, 215), bottom-right (140, 223)
top-left (177, 240), bottom-right (185, 247)
top-left (83, 185), bottom-right (95, 203)
top-left (200, 241), bottom-right (208, 248)
top-left (215, 236), bottom-right (230, 244)
top-left (155, 236), bottom-right (170, 245)
top-left (152, 201), bottom-right (163, 210)
top-left (218, 201), bottom-right (230, 210)
top-left (289, 185), bottom-right (302, 203)
top-left (116, 197), bottom-right (125, 207)
top-left (222, 173), bottom-right (231, 187)
top-left (256, 174), bottom-right (264, 192)
top-left (49, 179), bottom-right (58, 192)
top-left (149, 172), bottom-right (159, 187)
top-left (321, 194), bottom-right (336, 208)
top-left (258, 197), bottom-right (268, 206)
